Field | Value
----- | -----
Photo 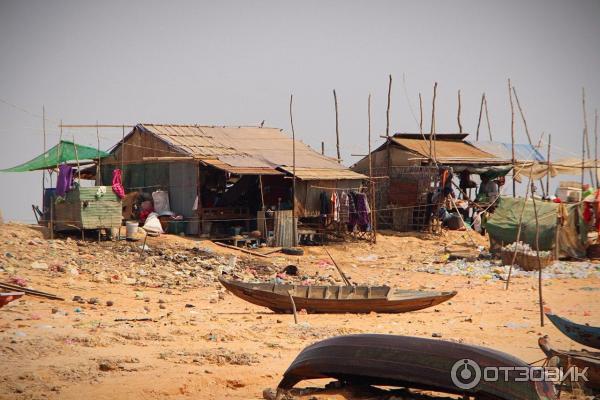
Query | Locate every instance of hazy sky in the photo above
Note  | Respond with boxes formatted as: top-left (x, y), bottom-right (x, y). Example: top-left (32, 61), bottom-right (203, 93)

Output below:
top-left (1, 0), bottom-right (599, 221)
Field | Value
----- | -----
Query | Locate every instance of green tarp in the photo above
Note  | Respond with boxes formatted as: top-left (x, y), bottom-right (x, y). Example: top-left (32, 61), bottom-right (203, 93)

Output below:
top-left (485, 197), bottom-right (585, 256)
top-left (1, 140), bottom-right (109, 172)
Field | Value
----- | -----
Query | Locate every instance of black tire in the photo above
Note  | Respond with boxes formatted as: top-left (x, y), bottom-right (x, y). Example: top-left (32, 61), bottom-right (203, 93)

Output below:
top-left (282, 247), bottom-right (304, 256)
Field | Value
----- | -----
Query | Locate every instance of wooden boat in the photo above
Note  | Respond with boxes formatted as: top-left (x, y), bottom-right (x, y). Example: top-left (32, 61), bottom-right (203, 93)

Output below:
top-left (278, 334), bottom-right (556, 400)
top-left (539, 336), bottom-right (600, 391)
top-left (0, 292), bottom-right (24, 308)
top-left (546, 313), bottom-right (600, 350)
top-left (219, 276), bottom-right (456, 314)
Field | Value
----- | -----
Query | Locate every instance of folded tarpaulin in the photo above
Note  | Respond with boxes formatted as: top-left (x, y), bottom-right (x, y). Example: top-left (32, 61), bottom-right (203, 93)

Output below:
top-left (0, 140), bottom-right (109, 172)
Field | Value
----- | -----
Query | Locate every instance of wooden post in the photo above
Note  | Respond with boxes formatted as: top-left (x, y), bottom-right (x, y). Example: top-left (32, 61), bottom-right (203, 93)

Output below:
top-left (508, 79), bottom-right (516, 197)
top-left (476, 93), bottom-right (484, 141)
top-left (42, 106), bottom-right (46, 194)
top-left (259, 175), bottom-right (265, 211)
top-left (582, 88), bottom-right (588, 193)
top-left (287, 290), bottom-right (298, 324)
top-left (418, 92), bottom-right (423, 134)
top-left (457, 90), bottom-right (463, 133)
top-left (368, 93), bottom-right (376, 244)
top-left (484, 95), bottom-right (493, 141)
top-left (546, 134), bottom-right (552, 196)
top-left (595, 109), bottom-right (599, 188)
top-left (96, 121), bottom-right (102, 184)
top-left (386, 74), bottom-right (392, 137)
top-left (49, 200), bottom-right (54, 240)
top-left (290, 94), bottom-right (298, 247)
top-left (321, 141), bottom-right (325, 155)
top-left (121, 124), bottom-right (126, 185)
top-left (333, 89), bottom-right (341, 163)
top-left (530, 182), bottom-right (544, 327)
top-left (73, 135), bottom-right (81, 184)
top-left (430, 82), bottom-right (438, 162)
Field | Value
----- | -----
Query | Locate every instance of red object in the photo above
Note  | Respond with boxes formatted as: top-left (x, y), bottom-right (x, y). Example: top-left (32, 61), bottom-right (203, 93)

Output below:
top-left (112, 168), bottom-right (125, 199)
top-left (552, 197), bottom-right (562, 203)
top-left (139, 208), bottom-right (153, 223)
top-left (584, 202), bottom-right (593, 223)
top-left (0, 292), bottom-right (24, 308)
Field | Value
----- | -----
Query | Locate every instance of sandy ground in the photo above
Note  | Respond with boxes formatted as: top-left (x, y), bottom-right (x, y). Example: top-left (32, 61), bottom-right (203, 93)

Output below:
top-left (0, 223), bottom-right (599, 399)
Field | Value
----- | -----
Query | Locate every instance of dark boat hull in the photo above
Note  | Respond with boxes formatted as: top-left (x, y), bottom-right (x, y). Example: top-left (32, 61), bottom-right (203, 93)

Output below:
top-left (219, 277), bottom-right (456, 314)
top-left (278, 334), bottom-right (556, 400)
top-left (546, 313), bottom-right (600, 350)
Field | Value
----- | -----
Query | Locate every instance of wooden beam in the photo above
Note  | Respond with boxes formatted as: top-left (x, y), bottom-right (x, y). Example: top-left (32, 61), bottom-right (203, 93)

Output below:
top-left (59, 124), bottom-right (134, 128)
top-left (508, 79), bottom-right (516, 197)
top-left (457, 89), bottom-right (463, 133)
top-left (333, 89), bottom-right (341, 163)
top-left (290, 94), bottom-right (298, 247)
top-left (476, 93), bottom-right (484, 141)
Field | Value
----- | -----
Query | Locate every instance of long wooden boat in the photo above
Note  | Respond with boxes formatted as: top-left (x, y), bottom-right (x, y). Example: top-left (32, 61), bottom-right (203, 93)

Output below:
top-left (218, 276), bottom-right (457, 314)
top-left (277, 334), bottom-right (556, 400)
top-left (0, 292), bottom-right (24, 308)
top-left (539, 336), bottom-right (600, 391)
top-left (546, 313), bottom-right (600, 350)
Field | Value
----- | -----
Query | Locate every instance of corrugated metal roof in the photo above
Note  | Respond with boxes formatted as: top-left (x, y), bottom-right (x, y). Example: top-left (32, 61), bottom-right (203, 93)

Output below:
top-left (470, 141), bottom-right (545, 162)
top-left (138, 124), bottom-right (348, 174)
top-left (391, 137), bottom-right (501, 162)
top-left (278, 167), bottom-right (367, 180)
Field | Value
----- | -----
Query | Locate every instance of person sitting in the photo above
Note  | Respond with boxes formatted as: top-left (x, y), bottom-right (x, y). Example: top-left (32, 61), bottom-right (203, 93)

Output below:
top-left (477, 175), bottom-right (499, 203)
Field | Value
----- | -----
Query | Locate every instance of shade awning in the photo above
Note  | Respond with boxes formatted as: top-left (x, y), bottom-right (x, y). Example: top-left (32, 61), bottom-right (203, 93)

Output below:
top-left (1, 140), bottom-right (109, 172)
top-left (278, 166), bottom-right (367, 180)
top-left (201, 159), bottom-right (283, 175)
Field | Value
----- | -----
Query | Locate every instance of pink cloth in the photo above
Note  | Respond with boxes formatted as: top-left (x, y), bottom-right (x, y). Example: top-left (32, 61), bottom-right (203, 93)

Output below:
top-left (111, 169), bottom-right (125, 199)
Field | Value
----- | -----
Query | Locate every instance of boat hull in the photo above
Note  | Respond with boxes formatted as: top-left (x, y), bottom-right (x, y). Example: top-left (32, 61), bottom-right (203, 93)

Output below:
top-left (219, 277), bottom-right (456, 314)
top-left (546, 313), bottom-right (600, 350)
top-left (278, 334), bottom-right (556, 400)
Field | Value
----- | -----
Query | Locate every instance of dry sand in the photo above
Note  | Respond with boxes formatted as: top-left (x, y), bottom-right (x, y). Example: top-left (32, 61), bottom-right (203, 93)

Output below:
top-left (0, 223), bottom-right (598, 399)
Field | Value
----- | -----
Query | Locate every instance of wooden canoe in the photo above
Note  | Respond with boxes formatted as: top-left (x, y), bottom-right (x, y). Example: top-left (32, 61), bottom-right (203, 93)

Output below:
top-left (539, 336), bottom-right (600, 391)
top-left (0, 292), bottom-right (24, 308)
top-left (278, 334), bottom-right (556, 400)
top-left (219, 276), bottom-right (456, 314)
top-left (546, 313), bottom-right (600, 350)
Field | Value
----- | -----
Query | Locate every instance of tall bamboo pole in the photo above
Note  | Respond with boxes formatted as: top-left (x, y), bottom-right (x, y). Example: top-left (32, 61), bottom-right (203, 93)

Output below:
top-left (289, 94), bottom-right (298, 247)
top-left (430, 82), bottom-right (438, 162)
top-left (595, 109), bottom-right (599, 188)
top-left (508, 79), bottom-right (516, 197)
top-left (96, 121), bottom-right (102, 184)
top-left (333, 89), bottom-right (341, 163)
top-left (484, 95), bottom-right (493, 141)
top-left (418, 93), bottom-right (423, 134)
top-left (530, 182), bottom-right (545, 327)
top-left (121, 125), bottom-right (125, 186)
top-left (73, 135), bottom-right (81, 184)
top-left (476, 93), bottom-right (485, 141)
top-left (386, 74), bottom-right (392, 137)
top-left (457, 90), bottom-right (463, 133)
top-left (368, 94), bottom-right (376, 244)
top-left (546, 134), bottom-right (552, 196)
top-left (582, 88), bottom-right (588, 192)
top-left (321, 141), bottom-right (324, 155)
top-left (42, 106), bottom-right (46, 192)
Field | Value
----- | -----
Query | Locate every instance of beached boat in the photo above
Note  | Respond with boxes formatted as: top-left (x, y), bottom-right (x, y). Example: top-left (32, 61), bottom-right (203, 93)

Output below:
top-left (539, 336), bottom-right (600, 391)
top-left (0, 292), bottom-right (24, 308)
top-left (277, 334), bottom-right (556, 400)
top-left (546, 313), bottom-right (600, 350)
top-left (218, 276), bottom-right (456, 314)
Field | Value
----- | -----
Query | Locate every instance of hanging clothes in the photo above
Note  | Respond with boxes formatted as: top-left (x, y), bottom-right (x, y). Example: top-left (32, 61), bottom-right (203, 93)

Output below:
top-left (339, 191), bottom-right (350, 224)
top-left (356, 192), bottom-right (371, 230)
top-left (56, 164), bottom-right (74, 197)
top-left (111, 169), bottom-right (125, 199)
top-left (347, 191), bottom-right (358, 230)
top-left (330, 191), bottom-right (339, 222)
top-left (319, 191), bottom-right (331, 216)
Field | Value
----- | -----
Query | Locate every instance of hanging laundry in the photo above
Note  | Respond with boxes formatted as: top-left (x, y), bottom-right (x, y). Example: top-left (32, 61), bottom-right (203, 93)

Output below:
top-left (339, 191), bottom-right (350, 224)
top-left (347, 191), bottom-right (358, 231)
top-left (356, 192), bottom-right (371, 230)
top-left (319, 191), bottom-right (331, 216)
top-left (330, 191), bottom-right (339, 222)
top-left (56, 164), bottom-right (74, 197)
top-left (111, 168), bottom-right (125, 199)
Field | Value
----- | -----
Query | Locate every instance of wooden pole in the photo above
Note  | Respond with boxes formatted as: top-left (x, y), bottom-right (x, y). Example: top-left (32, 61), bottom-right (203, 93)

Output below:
top-left (121, 124), bottom-right (125, 186)
top-left (386, 74), bottom-right (392, 137)
top-left (324, 247), bottom-right (351, 285)
top-left (430, 82), bottom-right (438, 162)
top-left (595, 109), bottom-right (599, 188)
top-left (418, 92), bottom-right (423, 134)
top-left (96, 121), bottom-right (101, 184)
top-left (546, 134), bottom-right (552, 196)
top-left (321, 141), bottom-right (325, 155)
top-left (287, 290), bottom-right (298, 324)
top-left (259, 175), bottom-right (265, 211)
top-left (290, 94), bottom-right (298, 247)
top-left (368, 93), bottom-right (376, 244)
top-left (42, 106), bottom-right (46, 192)
top-left (530, 182), bottom-right (544, 327)
top-left (582, 88), bottom-right (588, 193)
top-left (457, 90), bottom-right (463, 133)
top-left (476, 93), bottom-right (484, 141)
top-left (483, 95), bottom-right (493, 141)
top-left (508, 79), bottom-right (516, 197)
top-left (333, 89), bottom-right (341, 163)
top-left (73, 135), bottom-right (81, 184)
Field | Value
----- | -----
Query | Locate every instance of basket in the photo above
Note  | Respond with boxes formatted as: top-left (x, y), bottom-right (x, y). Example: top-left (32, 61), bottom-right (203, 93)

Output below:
top-left (501, 249), bottom-right (553, 271)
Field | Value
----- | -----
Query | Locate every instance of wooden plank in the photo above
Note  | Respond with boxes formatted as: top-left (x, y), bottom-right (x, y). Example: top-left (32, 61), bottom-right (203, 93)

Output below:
top-left (213, 241), bottom-right (269, 258)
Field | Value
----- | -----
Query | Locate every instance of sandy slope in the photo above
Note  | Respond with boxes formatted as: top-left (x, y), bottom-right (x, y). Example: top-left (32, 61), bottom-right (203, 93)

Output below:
top-left (0, 223), bottom-right (598, 399)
